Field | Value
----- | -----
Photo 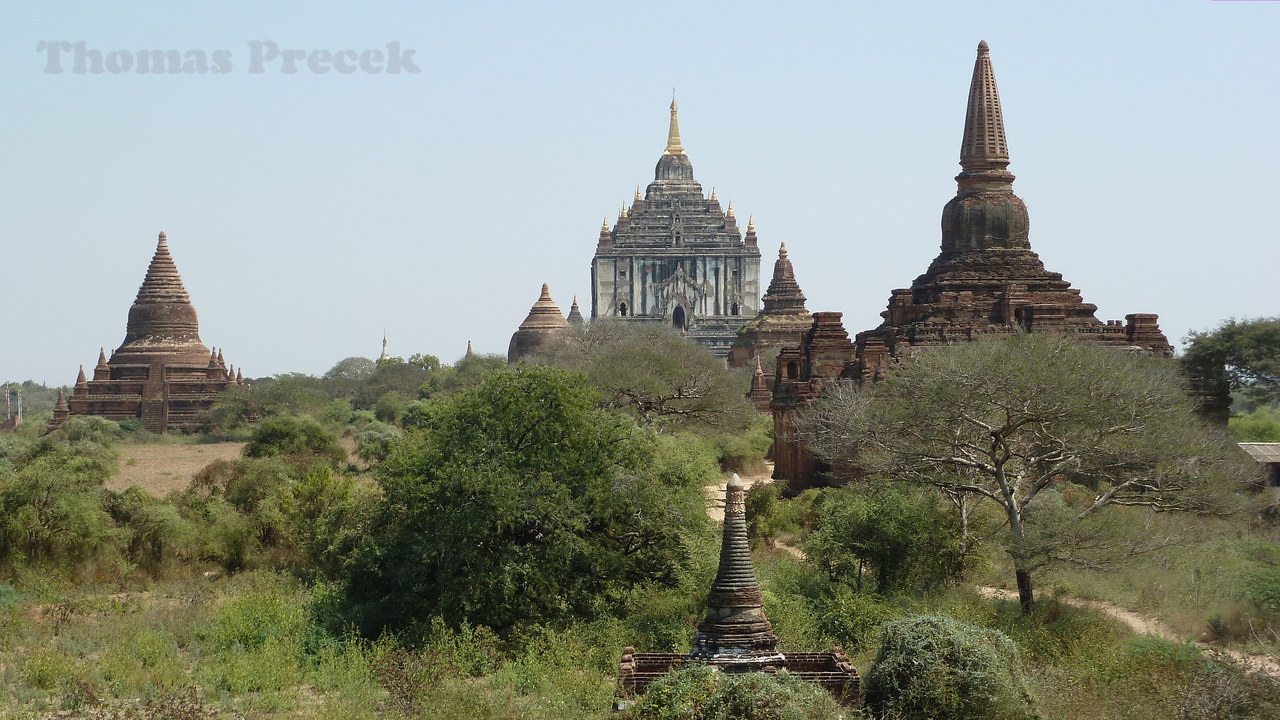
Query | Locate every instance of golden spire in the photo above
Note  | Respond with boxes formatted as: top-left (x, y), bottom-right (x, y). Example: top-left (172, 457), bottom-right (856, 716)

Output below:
top-left (725, 202), bottom-right (734, 218)
top-left (710, 187), bottom-right (717, 201)
top-left (665, 98), bottom-right (684, 155)
top-left (635, 186), bottom-right (642, 202)
top-left (601, 218), bottom-right (610, 233)
top-left (747, 216), bottom-right (755, 233)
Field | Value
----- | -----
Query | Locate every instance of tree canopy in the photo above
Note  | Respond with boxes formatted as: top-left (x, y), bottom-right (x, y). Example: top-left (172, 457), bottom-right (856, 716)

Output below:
top-left (800, 333), bottom-right (1256, 612)
top-left (1183, 316), bottom-right (1280, 412)
top-left (538, 319), bottom-right (755, 432)
top-left (342, 364), bottom-right (705, 635)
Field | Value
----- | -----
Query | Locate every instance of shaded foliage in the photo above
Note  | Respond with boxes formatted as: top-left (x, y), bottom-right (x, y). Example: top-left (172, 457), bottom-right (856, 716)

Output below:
top-left (1183, 317), bottom-right (1280, 412)
top-left (343, 365), bottom-right (705, 636)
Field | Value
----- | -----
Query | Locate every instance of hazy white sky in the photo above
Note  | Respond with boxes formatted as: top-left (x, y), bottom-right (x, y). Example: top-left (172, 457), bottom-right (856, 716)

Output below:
top-left (2, 1), bottom-right (1276, 384)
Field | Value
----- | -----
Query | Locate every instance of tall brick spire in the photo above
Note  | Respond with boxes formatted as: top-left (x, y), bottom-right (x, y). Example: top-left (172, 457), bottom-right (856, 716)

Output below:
top-left (941, 42), bottom-right (1029, 252)
top-left (691, 473), bottom-right (777, 657)
top-left (960, 40), bottom-right (1011, 175)
top-left (116, 231), bottom-right (210, 364)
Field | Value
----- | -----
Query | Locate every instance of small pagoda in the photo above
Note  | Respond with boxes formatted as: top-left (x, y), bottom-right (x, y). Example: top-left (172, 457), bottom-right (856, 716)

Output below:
top-left (507, 283), bottom-right (570, 363)
top-left (53, 231), bottom-right (242, 433)
top-left (616, 474), bottom-right (859, 706)
top-left (729, 241), bottom-right (813, 370)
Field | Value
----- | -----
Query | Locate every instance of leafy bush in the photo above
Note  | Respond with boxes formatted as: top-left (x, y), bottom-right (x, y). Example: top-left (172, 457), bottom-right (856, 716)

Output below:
top-left (343, 365), bottom-right (701, 636)
top-left (864, 615), bottom-right (1041, 720)
top-left (242, 415), bottom-right (346, 468)
top-left (806, 486), bottom-right (964, 592)
top-left (623, 663), bottom-right (845, 720)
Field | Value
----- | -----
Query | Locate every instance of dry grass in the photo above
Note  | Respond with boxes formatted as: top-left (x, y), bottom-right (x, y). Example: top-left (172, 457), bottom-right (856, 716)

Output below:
top-left (110, 443), bottom-right (246, 496)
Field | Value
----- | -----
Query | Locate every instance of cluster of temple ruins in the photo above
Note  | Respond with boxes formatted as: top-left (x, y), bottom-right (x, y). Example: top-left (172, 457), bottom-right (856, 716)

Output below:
top-left (21, 40), bottom-right (1211, 702)
top-left (510, 41), bottom-right (1181, 498)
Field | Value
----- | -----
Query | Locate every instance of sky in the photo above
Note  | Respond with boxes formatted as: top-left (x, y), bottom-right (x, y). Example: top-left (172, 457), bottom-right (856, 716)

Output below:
top-left (1, 1), bottom-right (1276, 384)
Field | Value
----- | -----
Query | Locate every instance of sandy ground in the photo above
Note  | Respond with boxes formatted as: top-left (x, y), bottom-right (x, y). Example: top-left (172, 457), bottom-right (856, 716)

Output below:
top-left (110, 442), bottom-right (246, 496)
top-left (704, 462), bottom-right (775, 522)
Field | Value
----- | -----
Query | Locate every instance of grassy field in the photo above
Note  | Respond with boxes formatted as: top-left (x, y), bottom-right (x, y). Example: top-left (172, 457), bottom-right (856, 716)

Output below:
top-left (111, 443), bottom-right (246, 496)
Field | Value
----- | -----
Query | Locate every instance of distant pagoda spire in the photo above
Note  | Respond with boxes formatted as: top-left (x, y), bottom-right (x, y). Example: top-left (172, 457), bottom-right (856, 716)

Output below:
top-left (665, 98), bottom-right (684, 155)
top-left (379, 332), bottom-right (390, 361)
top-left (48, 389), bottom-right (70, 432)
top-left (960, 40), bottom-right (1011, 176)
top-left (567, 296), bottom-right (585, 326)
top-left (761, 242), bottom-right (808, 314)
top-left (691, 473), bottom-right (777, 657)
top-left (465, 339), bottom-right (475, 358)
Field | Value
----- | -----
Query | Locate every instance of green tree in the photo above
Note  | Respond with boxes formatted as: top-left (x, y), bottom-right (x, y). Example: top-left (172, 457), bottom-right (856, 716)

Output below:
top-left (1231, 406), bottom-right (1280, 442)
top-left (540, 319), bottom-right (755, 432)
top-left (343, 365), bottom-right (698, 635)
top-left (800, 333), bottom-right (1255, 613)
top-left (864, 615), bottom-right (1040, 720)
top-left (806, 486), bottom-right (964, 592)
top-left (1183, 317), bottom-right (1280, 411)
top-left (242, 416), bottom-right (346, 468)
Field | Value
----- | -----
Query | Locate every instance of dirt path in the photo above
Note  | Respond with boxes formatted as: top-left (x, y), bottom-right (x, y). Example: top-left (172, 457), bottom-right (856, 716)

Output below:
top-left (975, 586), bottom-right (1280, 678)
top-left (704, 463), bottom-right (774, 522)
top-left (111, 442), bottom-right (246, 496)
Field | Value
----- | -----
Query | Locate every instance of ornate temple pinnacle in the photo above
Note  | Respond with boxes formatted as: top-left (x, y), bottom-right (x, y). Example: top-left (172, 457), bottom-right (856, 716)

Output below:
top-left (959, 40), bottom-right (1010, 174)
top-left (691, 472), bottom-right (777, 657)
top-left (665, 99), bottom-right (684, 155)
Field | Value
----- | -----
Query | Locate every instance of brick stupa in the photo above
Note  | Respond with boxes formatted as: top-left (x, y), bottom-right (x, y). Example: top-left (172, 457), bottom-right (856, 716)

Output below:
top-left (507, 283), bottom-right (569, 363)
top-left (616, 474), bottom-right (859, 707)
top-left (729, 241), bottom-right (813, 370)
top-left (771, 42), bottom-right (1174, 488)
top-left (53, 232), bottom-right (242, 433)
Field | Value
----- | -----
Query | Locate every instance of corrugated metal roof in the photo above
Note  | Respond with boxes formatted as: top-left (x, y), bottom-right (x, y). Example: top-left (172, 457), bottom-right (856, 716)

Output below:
top-left (1240, 443), bottom-right (1280, 462)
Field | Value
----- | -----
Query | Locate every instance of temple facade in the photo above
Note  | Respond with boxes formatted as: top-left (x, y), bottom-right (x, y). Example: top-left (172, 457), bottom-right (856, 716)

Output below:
top-left (590, 101), bottom-right (762, 358)
top-left (616, 474), bottom-right (859, 707)
top-left (771, 42), bottom-right (1174, 489)
top-left (53, 232), bottom-right (242, 434)
top-left (507, 283), bottom-right (569, 363)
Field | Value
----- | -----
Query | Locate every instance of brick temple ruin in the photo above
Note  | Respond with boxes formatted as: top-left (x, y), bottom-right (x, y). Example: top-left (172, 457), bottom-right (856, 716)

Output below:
top-left (49, 232), bottom-right (243, 434)
top-left (589, 101), bottom-right (762, 358)
top-left (616, 473), bottom-right (859, 707)
top-left (770, 42), bottom-right (1174, 489)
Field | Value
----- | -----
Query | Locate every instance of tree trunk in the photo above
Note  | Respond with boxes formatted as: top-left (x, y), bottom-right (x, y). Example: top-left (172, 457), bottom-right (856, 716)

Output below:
top-left (1015, 568), bottom-right (1035, 614)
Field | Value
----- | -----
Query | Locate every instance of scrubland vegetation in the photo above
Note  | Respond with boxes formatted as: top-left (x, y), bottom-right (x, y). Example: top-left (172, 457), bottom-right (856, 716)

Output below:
top-left (2, 322), bottom-right (1280, 718)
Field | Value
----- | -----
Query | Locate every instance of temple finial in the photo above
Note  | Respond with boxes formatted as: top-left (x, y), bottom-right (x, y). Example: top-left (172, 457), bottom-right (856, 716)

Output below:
top-left (665, 98), bottom-right (684, 155)
top-left (747, 216), bottom-right (755, 233)
top-left (960, 40), bottom-right (1010, 173)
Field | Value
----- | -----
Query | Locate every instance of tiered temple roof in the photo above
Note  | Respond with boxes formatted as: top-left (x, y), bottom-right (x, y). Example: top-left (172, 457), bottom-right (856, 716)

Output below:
top-left (54, 232), bottom-right (242, 433)
top-left (590, 101), bottom-right (762, 357)
top-left (507, 283), bottom-right (569, 362)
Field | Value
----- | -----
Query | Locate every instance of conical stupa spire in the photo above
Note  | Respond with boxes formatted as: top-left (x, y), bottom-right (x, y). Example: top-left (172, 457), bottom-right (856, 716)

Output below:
top-left (118, 231), bottom-right (208, 361)
top-left (691, 473), bottom-right (777, 657)
top-left (665, 98), bottom-right (684, 155)
top-left (54, 389), bottom-right (67, 411)
top-left (518, 284), bottom-right (570, 330)
top-left (761, 243), bottom-right (807, 314)
top-left (959, 40), bottom-right (1010, 174)
top-left (465, 339), bottom-right (475, 358)
top-left (135, 231), bottom-right (192, 305)
top-left (567, 296), bottom-right (585, 326)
